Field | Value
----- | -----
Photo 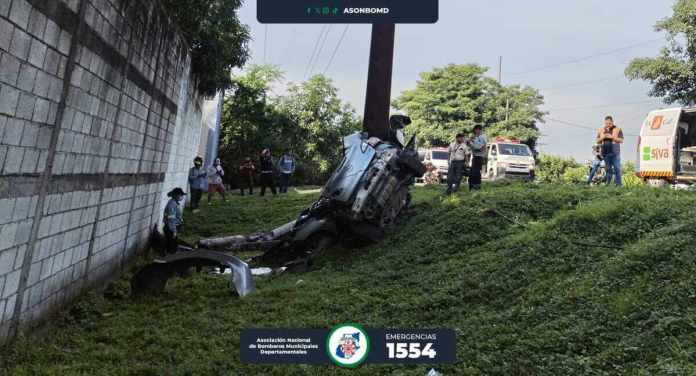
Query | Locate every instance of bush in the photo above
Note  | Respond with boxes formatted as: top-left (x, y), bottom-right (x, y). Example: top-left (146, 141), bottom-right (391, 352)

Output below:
top-left (562, 166), bottom-right (589, 184)
top-left (536, 155), bottom-right (581, 183)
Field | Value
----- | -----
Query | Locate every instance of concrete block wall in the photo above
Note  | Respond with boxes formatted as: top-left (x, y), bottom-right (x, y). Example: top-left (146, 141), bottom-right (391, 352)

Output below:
top-left (0, 0), bottom-right (210, 342)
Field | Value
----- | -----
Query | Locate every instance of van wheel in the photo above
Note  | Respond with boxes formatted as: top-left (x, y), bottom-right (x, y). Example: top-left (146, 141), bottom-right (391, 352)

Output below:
top-left (646, 178), bottom-right (668, 188)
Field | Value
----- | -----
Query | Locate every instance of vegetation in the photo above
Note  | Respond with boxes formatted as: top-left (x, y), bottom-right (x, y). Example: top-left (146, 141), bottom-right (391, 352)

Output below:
top-left (537, 155), bottom-right (644, 186)
top-left (625, 0), bottom-right (696, 104)
top-left (3, 183), bottom-right (695, 375)
top-left (392, 64), bottom-right (546, 149)
top-left (219, 66), bottom-right (360, 185)
top-left (161, 0), bottom-right (250, 95)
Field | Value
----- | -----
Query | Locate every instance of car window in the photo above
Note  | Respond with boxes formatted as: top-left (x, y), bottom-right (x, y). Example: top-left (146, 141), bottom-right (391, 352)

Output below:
top-left (431, 151), bottom-right (449, 160)
top-left (498, 144), bottom-right (531, 156)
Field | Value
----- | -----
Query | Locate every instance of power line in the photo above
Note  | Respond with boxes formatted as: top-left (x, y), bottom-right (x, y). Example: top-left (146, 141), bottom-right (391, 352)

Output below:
top-left (282, 26), bottom-right (298, 66)
top-left (545, 117), bottom-right (639, 137)
top-left (308, 25), bottom-right (333, 77)
top-left (509, 38), bottom-right (662, 77)
top-left (263, 24), bottom-right (268, 64)
top-left (304, 25), bottom-right (329, 79)
top-left (539, 74), bottom-right (625, 92)
top-left (323, 25), bottom-right (350, 75)
top-left (546, 99), bottom-right (659, 112)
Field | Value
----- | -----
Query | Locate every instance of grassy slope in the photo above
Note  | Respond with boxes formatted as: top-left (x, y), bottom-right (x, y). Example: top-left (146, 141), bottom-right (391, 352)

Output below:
top-left (1, 184), bottom-right (695, 375)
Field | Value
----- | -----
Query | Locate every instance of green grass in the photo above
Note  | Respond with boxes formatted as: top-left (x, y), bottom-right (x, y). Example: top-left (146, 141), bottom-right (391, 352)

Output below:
top-left (2, 184), bottom-right (696, 375)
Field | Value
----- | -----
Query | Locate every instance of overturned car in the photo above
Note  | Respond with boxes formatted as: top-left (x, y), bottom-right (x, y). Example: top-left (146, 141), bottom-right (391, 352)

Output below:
top-left (132, 115), bottom-right (425, 296)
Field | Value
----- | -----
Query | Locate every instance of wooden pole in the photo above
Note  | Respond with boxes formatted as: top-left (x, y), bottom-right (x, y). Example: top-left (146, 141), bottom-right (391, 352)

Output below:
top-left (362, 23), bottom-right (395, 140)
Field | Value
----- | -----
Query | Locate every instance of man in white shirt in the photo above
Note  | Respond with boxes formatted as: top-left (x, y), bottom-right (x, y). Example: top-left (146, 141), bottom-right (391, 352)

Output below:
top-left (467, 125), bottom-right (487, 191)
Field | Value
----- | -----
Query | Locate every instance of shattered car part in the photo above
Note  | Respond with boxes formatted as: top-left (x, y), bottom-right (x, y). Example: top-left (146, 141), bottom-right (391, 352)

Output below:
top-left (131, 248), bottom-right (254, 297)
top-left (132, 115), bottom-right (424, 297)
top-left (198, 114), bottom-right (425, 267)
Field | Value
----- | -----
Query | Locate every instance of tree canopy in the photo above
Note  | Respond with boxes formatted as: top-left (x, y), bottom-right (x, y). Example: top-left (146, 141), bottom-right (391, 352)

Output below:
top-left (161, 0), bottom-right (250, 95)
top-left (392, 64), bottom-right (545, 149)
top-left (219, 66), bottom-right (360, 184)
top-left (626, 0), bottom-right (696, 104)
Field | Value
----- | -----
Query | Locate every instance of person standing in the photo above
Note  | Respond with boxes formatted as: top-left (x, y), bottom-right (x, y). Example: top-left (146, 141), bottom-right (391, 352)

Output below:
top-left (239, 157), bottom-right (256, 196)
top-left (207, 158), bottom-right (226, 204)
top-left (259, 149), bottom-right (277, 196)
top-left (188, 156), bottom-right (207, 212)
top-left (162, 187), bottom-right (186, 255)
top-left (446, 133), bottom-right (469, 195)
top-left (468, 125), bottom-right (487, 191)
top-left (596, 116), bottom-right (624, 186)
top-left (277, 150), bottom-right (296, 193)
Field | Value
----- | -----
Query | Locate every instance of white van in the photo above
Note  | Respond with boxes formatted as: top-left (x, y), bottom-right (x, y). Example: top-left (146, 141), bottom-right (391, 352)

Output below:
top-left (482, 139), bottom-right (536, 181)
top-left (637, 107), bottom-right (696, 185)
top-left (421, 147), bottom-right (450, 182)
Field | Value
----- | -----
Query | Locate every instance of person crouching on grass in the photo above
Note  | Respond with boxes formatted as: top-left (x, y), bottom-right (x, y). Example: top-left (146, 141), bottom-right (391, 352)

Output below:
top-left (207, 158), bottom-right (226, 204)
top-left (162, 187), bottom-right (185, 256)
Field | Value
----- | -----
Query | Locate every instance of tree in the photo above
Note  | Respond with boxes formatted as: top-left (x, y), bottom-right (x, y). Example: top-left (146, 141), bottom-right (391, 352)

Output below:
top-left (277, 75), bottom-right (361, 182)
top-left (625, 0), bottom-right (696, 104)
top-left (392, 64), bottom-right (545, 149)
top-left (161, 0), bottom-right (250, 95)
top-left (218, 68), bottom-right (360, 185)
top-left (218, 65), bottom-right (284, 177)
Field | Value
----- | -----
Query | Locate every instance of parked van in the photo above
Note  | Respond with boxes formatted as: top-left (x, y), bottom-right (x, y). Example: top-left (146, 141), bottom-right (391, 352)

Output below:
top-left (482, 138), bottom-right (535, 181)
top-left (637, 107), bottom-right (696, 185)
top-left (420, 147), bottom-right (450, 182)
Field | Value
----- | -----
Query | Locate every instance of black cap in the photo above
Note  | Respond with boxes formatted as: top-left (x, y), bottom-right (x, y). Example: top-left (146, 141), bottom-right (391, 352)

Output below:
top-left (167, 187), bottom-right (186, 197)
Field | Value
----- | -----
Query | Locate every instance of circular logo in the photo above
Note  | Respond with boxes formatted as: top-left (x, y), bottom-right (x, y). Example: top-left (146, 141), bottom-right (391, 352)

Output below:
top-left (326, 323), bottom-right (370, 368)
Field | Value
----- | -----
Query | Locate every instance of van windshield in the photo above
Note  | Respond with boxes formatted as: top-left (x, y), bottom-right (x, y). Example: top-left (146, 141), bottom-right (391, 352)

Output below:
top-left (432, 151), bottom-right (449, 160)
top-left (499, 144), bottom-right (531, 156)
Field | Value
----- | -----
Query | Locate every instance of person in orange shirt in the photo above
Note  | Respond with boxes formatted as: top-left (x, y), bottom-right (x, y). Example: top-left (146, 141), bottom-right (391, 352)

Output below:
top-left (596, 115), bottom-right (624, 186)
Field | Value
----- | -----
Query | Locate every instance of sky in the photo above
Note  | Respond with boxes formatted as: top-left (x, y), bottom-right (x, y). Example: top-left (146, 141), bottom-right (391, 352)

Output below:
top-left (236, 0), bottom-right (676, 161)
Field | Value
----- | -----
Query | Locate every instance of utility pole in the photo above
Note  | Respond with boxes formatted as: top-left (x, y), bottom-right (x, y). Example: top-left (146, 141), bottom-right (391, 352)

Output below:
top-left (499, 55), bottom-right (509, 123)
top-left (363, 23), bottom-right (396, 140)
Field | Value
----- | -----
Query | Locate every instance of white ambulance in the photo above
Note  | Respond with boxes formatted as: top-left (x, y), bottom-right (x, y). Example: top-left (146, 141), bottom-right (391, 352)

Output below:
top-left (637, 107), bottom-right (696, 186)
top-left (482, 138), bottom-right (536, 181)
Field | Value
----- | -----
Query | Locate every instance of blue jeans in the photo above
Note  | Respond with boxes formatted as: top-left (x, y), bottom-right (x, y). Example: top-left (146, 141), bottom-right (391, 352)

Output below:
top-left (587, 159), bottom-right (601, 184)
top-left (604, 153), bottom-right (622, 186)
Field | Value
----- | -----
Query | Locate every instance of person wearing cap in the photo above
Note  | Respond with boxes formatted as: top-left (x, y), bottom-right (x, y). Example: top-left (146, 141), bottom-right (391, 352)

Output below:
top-left (188, 156), bottom-right (207, 211)
top-left (207, 158), bottom-right (226, 204)
top-left (467, 125), bottom-right (487, 191)
top-left (446, 133), bottom-right (470, 194)
top-left (259, 149), bottom-right (277, 196)
top-left (163, 187), bottom-right (186, 255)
